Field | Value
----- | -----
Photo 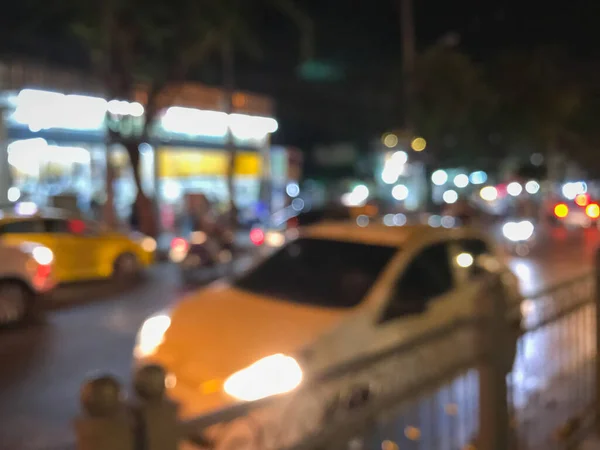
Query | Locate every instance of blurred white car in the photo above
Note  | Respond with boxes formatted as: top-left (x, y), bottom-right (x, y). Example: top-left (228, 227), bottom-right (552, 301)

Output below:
top-left (0, 241), bottom-right (56, 326)
top-left (134, 223), bottom-right (522, 418)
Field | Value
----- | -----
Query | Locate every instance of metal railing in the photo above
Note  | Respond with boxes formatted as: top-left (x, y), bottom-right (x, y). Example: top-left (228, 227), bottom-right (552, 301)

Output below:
top-left (73, 264), bottom-right (600, 450)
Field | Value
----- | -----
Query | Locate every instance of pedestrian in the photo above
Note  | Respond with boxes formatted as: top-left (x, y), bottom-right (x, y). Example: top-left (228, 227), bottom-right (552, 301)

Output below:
top-left (130, 202), bottom-right (139, 231)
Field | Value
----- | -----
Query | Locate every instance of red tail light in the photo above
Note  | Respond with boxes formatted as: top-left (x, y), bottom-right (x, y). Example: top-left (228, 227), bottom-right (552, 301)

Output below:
top-left (575, 194), bottom-right (589, 207)
top-left (171, 237), bottom-right (189, 252)
top-left (250, 228), bottom-right (265, 246)
top-left (586, 204), bottom-right (600, 219)
top-left (32, 262), bottom-right (53, 290)
top-left (36, 263), bottom-right (52, 279)
top-left (68, 219), bottom-right (86, 234)
top-left (554, 204), bottom-right (569, 218)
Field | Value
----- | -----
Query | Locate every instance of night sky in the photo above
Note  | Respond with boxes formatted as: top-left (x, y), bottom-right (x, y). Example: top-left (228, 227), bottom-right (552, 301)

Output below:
top-left (1, 0), bottom-right (598, 148)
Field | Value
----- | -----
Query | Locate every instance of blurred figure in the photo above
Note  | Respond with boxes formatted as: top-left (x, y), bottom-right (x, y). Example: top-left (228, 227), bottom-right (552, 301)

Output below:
top-left (90, 195), bottom-right (103, 221)
top-left (130, 201), bottom-right (140, 231)
top-left (444, 197), bottom-right (478, 226)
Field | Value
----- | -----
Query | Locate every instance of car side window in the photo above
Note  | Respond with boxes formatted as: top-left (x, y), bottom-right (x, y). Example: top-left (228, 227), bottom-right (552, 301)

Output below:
top-left (381, 243), bottom-right (454, 322)
top-left (43, 219), bottom-right (70, 233)
top-left (0, 220), bottom-right (42, 234)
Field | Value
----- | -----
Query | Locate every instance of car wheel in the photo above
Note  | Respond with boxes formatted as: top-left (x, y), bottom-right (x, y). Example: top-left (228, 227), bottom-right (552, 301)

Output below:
top-left (113, 253), bottom-right (141, 281)
top-left (0, 281), bottom-right (34, 327)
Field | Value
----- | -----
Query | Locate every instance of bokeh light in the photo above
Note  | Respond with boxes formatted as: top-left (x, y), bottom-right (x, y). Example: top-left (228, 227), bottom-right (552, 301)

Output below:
top-left (382, 133), bottom-right (398, 148)
top-left (480, 186), bottom-right (498, 202)
top-left (554, 203), bottom-right (569, 218)
top-left (410, 137), bottom-right (426, 152)
top-left (575, 194), bottom-right (589, 207)
top-left (431, 169), bottom-right (448, 186)
top-left (586, 203), bottom-right (600, 219)
top-left (453, 174), bottom-right (469, 188)
top-left (443, 190), bottom-right (458, 204)
top-left (392, 184), bottom-right (409, 201)
top-left (525, 180), bottom-right (540, 194)
top-left (507, 182), bottom-right (523, 197)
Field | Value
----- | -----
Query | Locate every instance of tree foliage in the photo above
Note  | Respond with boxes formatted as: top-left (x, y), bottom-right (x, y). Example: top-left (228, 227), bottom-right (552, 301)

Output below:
top-left (412, 46), bottom-right (495, 169)
top-left (71, 0), bottom-right (222, 235)
top-left (489, 48), bottom-right (581, 155)
top-left (70, 0), bottom-right (311, 235)
top-left (410, 45), bottom-right (592, 178)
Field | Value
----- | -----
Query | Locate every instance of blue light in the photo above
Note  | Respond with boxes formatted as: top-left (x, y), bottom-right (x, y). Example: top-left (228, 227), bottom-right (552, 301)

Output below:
top-left (469, 171), bottom-right (487, 185)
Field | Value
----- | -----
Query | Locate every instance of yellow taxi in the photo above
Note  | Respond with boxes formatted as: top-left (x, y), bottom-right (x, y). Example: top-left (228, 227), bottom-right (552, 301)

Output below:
top-left (134, 222), bottom-right (522, 419)
top-left (0, 204), bottom-right (156, 283)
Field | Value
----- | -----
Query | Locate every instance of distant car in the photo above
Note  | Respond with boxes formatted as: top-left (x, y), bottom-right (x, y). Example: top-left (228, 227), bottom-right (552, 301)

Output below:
top-left (0, 204), bottom-right (155, 283)
top-left (552, 200), bottom-right (600, 229)
top-left (0, 240), bottom-right (56, 326)
top-left (134, 223), bottom-right (522, 419)
top-left (249, 205), bottom-right (373, 250)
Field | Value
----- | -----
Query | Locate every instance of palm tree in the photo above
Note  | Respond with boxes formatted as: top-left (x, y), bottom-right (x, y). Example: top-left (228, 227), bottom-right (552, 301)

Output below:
top-left (208, 0), bottom-right (313, 231)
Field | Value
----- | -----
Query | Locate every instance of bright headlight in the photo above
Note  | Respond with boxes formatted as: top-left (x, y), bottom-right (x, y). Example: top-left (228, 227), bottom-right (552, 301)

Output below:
top-left (502, 220), bottom-right (534, 242)
top-left (264, 231), bottom-right (285, 248)
top-left (224, 354), bottom-right (303, 402)
top-left (32, 246), bottom-right (53, 265)
top-left (134, 314), bottom-right (171, 359)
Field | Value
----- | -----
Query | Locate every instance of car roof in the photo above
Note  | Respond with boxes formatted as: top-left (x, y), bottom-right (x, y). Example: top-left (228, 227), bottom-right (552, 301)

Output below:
top-left (302, 220), bottom-right (488, 248)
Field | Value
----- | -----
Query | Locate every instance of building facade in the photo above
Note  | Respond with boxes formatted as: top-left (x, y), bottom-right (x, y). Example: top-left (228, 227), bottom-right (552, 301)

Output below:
top-left (0, 61), bottom-right (299, 231)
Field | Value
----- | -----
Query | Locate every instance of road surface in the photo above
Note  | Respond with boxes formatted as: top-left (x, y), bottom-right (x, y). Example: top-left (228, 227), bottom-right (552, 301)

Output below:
top-left (0, 228), bottom-right (597, 449)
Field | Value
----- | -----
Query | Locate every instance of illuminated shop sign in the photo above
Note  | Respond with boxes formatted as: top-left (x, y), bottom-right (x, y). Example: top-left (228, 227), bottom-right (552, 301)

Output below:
top-left (7, 89), bottom-right (278, 141)
top-left (158, 148), bottom-right (261, 178)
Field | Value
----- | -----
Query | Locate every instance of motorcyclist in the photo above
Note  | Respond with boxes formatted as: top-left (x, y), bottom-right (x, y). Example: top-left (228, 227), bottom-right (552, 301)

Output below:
top-left (444, 197), bottom-right (477, 226)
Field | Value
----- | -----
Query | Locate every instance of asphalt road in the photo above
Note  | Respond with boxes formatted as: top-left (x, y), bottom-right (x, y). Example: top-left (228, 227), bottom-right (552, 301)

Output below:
top-left (0, 228), bottom-right (598, 450)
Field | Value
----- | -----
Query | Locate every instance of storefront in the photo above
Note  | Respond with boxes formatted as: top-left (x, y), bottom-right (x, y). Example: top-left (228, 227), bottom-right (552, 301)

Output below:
top-left (0, 84), bottom-right (296, 230)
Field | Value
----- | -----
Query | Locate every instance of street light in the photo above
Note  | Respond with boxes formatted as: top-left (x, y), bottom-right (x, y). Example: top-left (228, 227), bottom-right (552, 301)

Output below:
top-left (410, 137), bottom-right (426, 152)
top-left (431, 169), bottom-right (448, 186)
top-left (453, 174), bottom-right (469, 188)
top-left (382, 133), bottom-right (399, 148)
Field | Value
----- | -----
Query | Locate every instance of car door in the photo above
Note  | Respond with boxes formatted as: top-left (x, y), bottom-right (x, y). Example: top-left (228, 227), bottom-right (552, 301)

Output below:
top-left (40, 218), bottom-right (89, 282)
top-left (77, 220), bottom-right (115, 278)
top-left (62, 218), bottom-right (102, 280)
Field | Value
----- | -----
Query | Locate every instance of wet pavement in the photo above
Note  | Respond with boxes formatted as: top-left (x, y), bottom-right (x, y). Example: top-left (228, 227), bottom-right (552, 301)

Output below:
top-left (0, 228), bottom-right (598, 449)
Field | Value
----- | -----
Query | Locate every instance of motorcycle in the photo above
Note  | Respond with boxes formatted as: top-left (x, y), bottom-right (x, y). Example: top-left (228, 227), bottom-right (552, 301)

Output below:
top-left (170, 228), bottom-right (236, 282)
top-left (501, 218), bottom-right (536, 257)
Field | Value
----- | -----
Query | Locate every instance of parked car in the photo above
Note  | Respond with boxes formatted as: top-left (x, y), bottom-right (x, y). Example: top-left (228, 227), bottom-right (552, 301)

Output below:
top-left (134, 222), bottom-right (522, 419)
top-left (0, 240), bottom-right (56, 326)
top-left (0, 204), bottom-right (155, 283)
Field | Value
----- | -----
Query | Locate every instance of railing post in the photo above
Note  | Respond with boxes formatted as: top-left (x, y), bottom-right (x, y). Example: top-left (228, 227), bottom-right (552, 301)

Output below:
top-left (595, 248), bottom-right (600, 436)
top-left (133, 364), bottom-right (180, 450)
top-left (74, 375), bottom-right (135, 450)
top-left (477, 274), bottom-right (513, 450)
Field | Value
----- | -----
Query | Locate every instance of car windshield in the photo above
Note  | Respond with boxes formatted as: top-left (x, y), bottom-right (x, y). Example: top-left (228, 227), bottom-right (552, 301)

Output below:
top-left (234, 238), bottom-right (398, 308)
